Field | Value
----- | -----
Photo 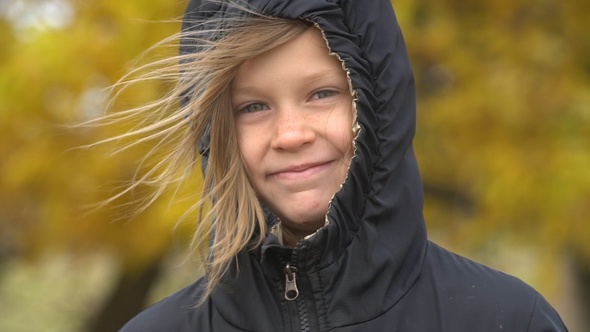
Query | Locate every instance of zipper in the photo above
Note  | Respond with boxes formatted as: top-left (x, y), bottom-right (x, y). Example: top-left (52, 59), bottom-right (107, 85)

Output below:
top-left (282, 247), bottom-right (314, 331)
top-left (284, 263), bottom-right (299, 300)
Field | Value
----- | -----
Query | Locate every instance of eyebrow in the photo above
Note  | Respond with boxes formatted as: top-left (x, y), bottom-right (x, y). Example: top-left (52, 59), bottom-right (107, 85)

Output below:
top-left (231, 68), bottom-right (347, 92)
top-left (301, 68), bottom-right (347, 86)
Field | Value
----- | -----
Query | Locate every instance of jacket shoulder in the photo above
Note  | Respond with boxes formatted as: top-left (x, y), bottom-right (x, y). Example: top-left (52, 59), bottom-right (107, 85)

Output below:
top-left (119, 278), bottom-right (207, 332)
top-left (528, 292), bottom-right (569, 332)
top-left (424, 242), bottom-right (567, 331)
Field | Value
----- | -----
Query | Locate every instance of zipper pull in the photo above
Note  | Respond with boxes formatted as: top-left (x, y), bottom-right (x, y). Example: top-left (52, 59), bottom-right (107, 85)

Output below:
top-left (283, 263), bottom-right (299, 301)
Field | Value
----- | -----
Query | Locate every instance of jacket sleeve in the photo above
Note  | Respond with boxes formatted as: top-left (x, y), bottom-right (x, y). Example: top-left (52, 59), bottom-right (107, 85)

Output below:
top-left (119, 279), bottom-right (207, 332)
top-left (118, 298), bottom-right (190, 332)
top-left (527, 293), bottom-right (568, 332)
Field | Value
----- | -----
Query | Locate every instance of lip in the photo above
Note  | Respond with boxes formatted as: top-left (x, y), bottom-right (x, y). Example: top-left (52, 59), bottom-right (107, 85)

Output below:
top-left (270, 161), bottom-right (333, 180)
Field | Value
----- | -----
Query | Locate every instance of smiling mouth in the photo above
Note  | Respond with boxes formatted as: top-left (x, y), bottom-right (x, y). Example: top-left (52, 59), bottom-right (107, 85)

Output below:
top-left (271, 161), bottom-right (333, 180)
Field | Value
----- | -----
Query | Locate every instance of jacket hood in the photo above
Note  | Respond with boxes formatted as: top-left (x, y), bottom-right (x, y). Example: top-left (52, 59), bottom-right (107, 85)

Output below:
top-left (182, 0), bottom-right (427, 328)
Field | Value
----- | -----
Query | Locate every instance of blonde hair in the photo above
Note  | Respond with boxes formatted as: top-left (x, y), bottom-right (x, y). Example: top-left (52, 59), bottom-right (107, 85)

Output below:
top-left (91, 9), bottom-right (311, 302)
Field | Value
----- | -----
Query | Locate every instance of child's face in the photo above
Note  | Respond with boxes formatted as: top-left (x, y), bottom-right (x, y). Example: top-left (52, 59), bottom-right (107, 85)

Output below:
top-left (231, 27), bottom-right (354, 238)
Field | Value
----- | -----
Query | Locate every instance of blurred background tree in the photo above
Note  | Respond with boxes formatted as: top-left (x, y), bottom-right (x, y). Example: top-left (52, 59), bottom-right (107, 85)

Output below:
top-left (397, 1), bottom-right (590, 330)
top-left (0, 0), bottom-right (587, 331)
top-left (0, 0), bottom-right (195, 331)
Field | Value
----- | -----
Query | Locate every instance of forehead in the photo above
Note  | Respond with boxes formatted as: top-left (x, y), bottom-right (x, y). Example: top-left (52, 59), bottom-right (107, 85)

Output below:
top-left (231, 27), bottom-right (347, 89)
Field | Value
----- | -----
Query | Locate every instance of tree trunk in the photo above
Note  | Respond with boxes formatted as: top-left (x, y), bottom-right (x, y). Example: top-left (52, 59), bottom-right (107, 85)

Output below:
top-left (84, 255), bottom-right (166, 332)
top-left (574, 256), bottom-right (590, 330)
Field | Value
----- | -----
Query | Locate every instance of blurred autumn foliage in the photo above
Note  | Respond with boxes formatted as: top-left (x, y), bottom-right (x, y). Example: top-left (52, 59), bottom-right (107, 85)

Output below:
top-left (0, 0), bottom-right (588, 331)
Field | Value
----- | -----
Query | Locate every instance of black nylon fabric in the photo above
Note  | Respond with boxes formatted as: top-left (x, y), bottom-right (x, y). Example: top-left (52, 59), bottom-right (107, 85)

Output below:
top-left (121, 0), bottom-right (568, 331)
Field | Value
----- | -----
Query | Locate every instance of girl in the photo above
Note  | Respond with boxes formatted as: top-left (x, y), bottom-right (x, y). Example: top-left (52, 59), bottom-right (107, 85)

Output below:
top-left (118, 0), bottom-right (567, 330)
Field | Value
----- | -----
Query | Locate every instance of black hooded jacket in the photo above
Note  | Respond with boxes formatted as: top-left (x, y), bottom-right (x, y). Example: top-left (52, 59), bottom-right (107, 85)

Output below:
top-left (121, 0), bottom-right (567, 331)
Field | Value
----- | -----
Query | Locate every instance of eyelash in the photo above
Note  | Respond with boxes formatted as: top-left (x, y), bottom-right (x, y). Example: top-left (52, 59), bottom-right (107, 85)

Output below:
top-left (312, 89), bottom-right (339, 100)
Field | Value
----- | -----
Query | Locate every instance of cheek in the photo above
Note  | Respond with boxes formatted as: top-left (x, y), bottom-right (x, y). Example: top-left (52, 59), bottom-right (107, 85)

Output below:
top-left (236, 127), bottom-right (262, 178)
top-left (327, 106), bottom-right (355, 156)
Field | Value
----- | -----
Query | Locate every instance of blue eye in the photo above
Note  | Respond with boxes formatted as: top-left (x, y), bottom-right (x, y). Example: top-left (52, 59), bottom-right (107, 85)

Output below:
top-left (312, 90), bottom-right (338, 100)
top-left (243, 103), bottom-right (269, 113)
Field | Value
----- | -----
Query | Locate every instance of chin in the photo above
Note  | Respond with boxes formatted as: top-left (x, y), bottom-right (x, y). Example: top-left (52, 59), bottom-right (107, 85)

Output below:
top-left (282, 213), bottom-right (325, 231)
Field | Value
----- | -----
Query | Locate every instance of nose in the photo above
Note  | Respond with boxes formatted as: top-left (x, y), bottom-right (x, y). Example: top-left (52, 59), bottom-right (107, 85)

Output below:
top-left (270, 107), bottom-right (316, 151)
